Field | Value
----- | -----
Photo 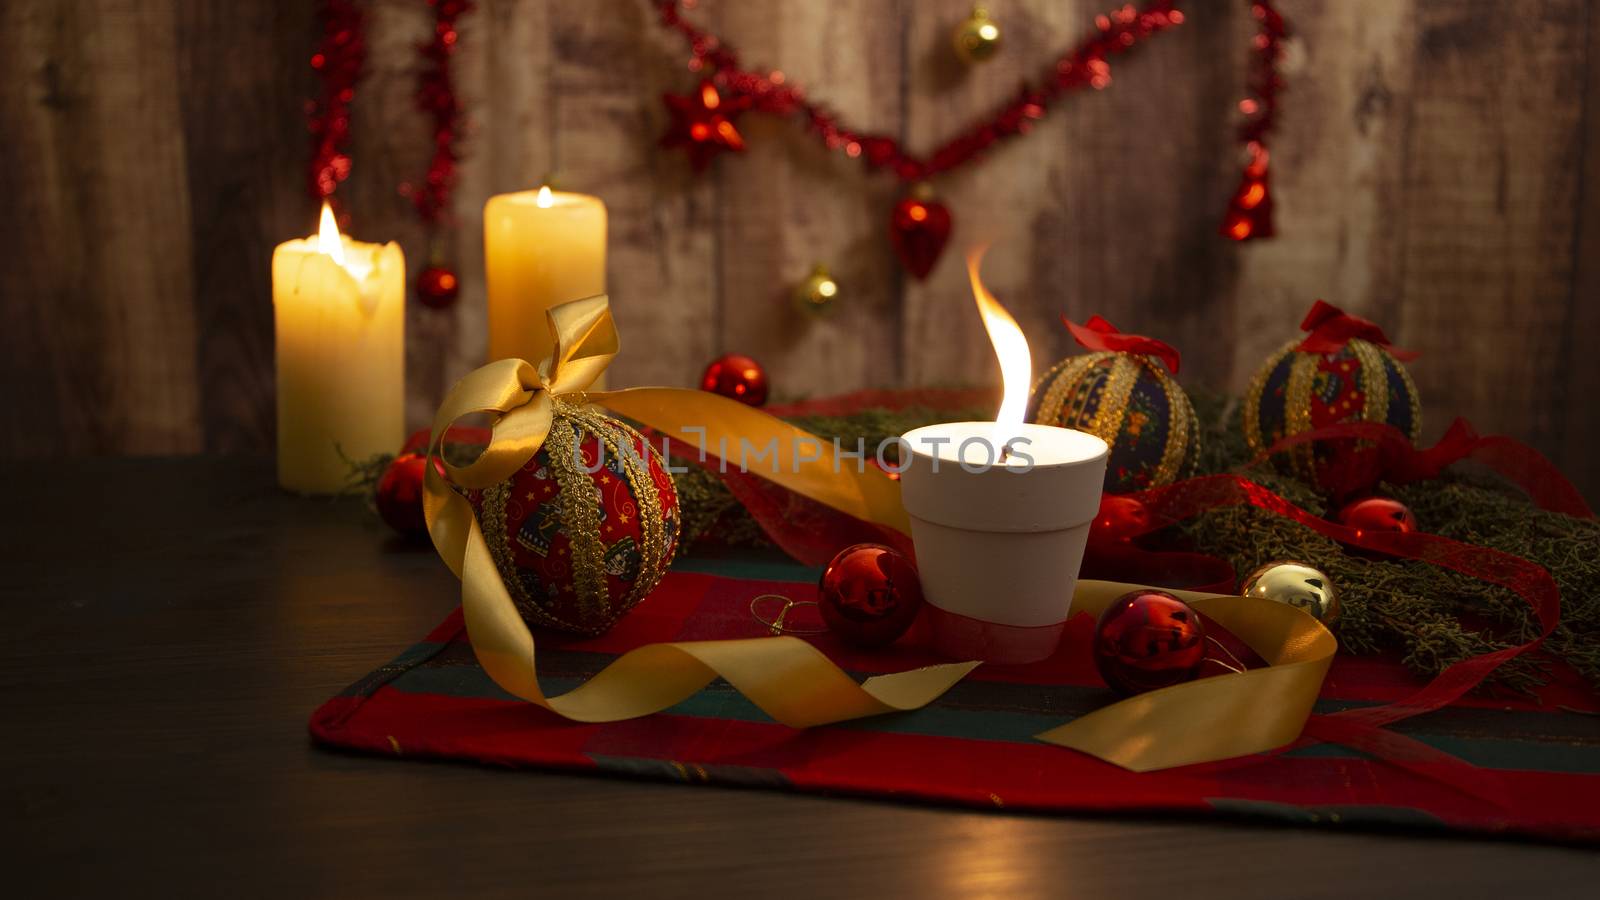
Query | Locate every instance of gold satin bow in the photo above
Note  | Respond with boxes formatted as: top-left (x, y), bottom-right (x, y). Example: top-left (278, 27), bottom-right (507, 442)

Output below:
top-left (423, 294), bottom-right (1335, 771)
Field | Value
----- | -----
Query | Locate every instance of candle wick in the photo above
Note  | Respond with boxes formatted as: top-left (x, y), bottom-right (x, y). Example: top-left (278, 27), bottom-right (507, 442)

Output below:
top-left (998, 443), bottom-right (1011, 463)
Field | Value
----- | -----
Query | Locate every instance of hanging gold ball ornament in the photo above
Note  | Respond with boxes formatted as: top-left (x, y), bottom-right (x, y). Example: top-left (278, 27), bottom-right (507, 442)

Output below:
top-left (1239, 561), bottom-right (1341, 626)
top-left (952, 6), bottom-right (1003, 65)
top-left (793, 264), bottom-right (840, 317)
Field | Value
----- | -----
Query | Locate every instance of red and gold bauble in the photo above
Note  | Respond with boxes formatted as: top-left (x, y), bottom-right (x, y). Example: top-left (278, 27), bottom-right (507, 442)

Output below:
top-left (464, 404), bottom-right (679, 636)
top-left (889, 190), bottom-right (952, 280)
top-left (817, 543), bottom-right (924, 648)
top-left (415, 265), bottom-right (460, 308)
top-left (701, 353), bottom-right (769, 406)
top-left (1093, 589), bottom-right (1207, 696)
top-left (376, 453), bottom-right (431, 539)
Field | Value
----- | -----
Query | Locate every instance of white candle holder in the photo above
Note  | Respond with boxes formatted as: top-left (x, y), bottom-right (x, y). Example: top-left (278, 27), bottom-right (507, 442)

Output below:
top-left (899, 423), bottom-right (1108, 664)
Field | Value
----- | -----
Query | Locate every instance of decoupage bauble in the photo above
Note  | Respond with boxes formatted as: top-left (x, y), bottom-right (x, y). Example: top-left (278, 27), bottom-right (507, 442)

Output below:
top-left (1243, 301), bottom-right (1421, 492)
top-left (466, 404), bottom-right (680, 636)
top-left (1093, 589), bottom-right (1207, 696)
top-left (1239, 560), bottom-right (1339, 626)
top-left (1028, 350), bottom-right (1200, 494)
top-left (700, 353), bottom-right (770, 406)
top-left (377, 453), bottom-right (431, 539)
top-left (817, 543), bottom-right (924, 648)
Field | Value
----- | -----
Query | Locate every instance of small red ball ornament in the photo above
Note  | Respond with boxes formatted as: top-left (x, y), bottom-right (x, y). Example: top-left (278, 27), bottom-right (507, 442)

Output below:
top-left (1093, 589), bottom-right (1207, 696)
top-left (376, 453), bottom-right (430, 539)
top-left (1336, 496), bottom-right (1416, 537)
top-left (1091, 495), bottom-right (1151, 543)
top-left (817, 543), bottom-right (924, 648)
top-left (416, 265), bottom-right (460, 309)
top-left (700, 353), bottom-right (769, 406)
top-left (889, 192), bottom-right (952, 280)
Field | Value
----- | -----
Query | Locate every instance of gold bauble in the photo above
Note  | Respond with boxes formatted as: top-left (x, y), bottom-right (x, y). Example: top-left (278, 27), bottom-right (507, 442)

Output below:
top-left (793, 264), bottom-right (840, 317)
top-left (1239, 561), bottom-right (1340, 626)
top-left (952, 6), bottom-right (1002, 64)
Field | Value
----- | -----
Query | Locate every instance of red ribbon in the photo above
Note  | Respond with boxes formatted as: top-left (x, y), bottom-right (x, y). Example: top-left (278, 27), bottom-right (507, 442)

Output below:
top-left (1062, 315), bottom-right (1183, 374)
top-left (1255, 419), bottom-right (1593, 517)
top-left (1296, 300), bottom-right (1420, 361)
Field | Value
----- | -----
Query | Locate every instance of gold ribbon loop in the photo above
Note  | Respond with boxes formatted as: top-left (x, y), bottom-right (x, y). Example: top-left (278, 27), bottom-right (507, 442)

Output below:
top-left (423, 294), bottom-right (1336, 772)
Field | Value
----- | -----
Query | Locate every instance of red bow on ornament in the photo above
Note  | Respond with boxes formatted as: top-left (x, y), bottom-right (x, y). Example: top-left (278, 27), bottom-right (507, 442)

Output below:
top-left (1295, 300), bottom-right (1420, 361)
top-left (1063, 315), bottom-right (1182, 375)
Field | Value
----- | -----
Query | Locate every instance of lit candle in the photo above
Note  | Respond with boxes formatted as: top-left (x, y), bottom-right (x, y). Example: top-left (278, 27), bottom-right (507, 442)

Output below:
top-left (899, 250), bottom-right (1109, 664)
top-left (272, 203), bottom-right (405, 494)
top-left (484, 185), bottom-right (607, 369)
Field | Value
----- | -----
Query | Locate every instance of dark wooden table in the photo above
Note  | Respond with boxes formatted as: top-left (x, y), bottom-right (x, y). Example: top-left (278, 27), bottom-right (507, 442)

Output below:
top-left (4, 458), bottom-right (1596, 898)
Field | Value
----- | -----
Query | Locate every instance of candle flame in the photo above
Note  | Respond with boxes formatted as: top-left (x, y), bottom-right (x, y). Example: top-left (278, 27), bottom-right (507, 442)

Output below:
top-left (536, 185), bottom-right (554, 208)
top-left (966, 246), bottom-right (1031, 432)
top-left (316, 202), bottom-right (347, 268)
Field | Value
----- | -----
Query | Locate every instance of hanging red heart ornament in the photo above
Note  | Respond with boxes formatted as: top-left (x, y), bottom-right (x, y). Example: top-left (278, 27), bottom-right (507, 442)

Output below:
top-left (889, 195), bottom-right (952, 280)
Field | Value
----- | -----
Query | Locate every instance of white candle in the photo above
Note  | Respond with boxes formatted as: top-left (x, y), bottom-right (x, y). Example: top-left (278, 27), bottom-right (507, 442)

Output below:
top-left (484, 185), bottom-right (606, 370)
top-left (273, 204), bottom-right (405, 494)
top-left (898, 250), bottom-right (1108, 663)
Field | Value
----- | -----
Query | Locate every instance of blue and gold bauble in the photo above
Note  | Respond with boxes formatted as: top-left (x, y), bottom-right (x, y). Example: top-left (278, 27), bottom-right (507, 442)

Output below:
top-left (1243, 300), bottom-right (1421, 492)
top-left (1028, 316), bottom-right (1199, 494)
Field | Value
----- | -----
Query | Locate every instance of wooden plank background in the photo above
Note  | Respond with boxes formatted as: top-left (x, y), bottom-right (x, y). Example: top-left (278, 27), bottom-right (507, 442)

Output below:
top-left (2, 0), bottom-right (1596, 501)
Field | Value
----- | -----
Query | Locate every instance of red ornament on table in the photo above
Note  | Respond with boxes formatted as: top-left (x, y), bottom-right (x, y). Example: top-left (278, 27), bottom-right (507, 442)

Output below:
top-left (415, 265), bottom-right (460, 309)
top-left (700, 353), bottom-right (769, 407)
top-left (889, 192), bottom-right (953, 280)
top-left (1093, 589), bottom-right (1207, 695)
top-left (817, 543), bottom-right (925, 648)
top-left (376, 453), bottom-right (431, 540)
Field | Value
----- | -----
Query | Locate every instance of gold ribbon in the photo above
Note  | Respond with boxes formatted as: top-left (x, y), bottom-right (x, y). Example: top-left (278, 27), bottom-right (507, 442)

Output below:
top-left (424, 295), bottom-right (1335, 771)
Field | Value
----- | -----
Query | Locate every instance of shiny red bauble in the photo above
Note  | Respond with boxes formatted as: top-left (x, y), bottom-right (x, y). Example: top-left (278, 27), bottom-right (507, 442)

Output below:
top-left (1093, 589), bottom-right (1207, 696)
top-left (817, 543), bottom-right (925, 648)
top-left (889, 194), bottom-right (952, 280)
top-left (700, 353), bottom-right (769, 407)
top-left (1091, 494), bottom-right (1151, 543)
top-left (415, 265), bottom-right (460, 309)
top-left (376, 453), bottom-right (431, 539)
top-left (1335, 496), bottom-right (1417, 538)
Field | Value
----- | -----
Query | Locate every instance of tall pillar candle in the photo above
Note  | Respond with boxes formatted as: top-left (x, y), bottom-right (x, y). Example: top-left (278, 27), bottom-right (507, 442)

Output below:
top-left (273, 205), bottom-right (405, 494)
top-left (484, 186), bottom-right (607, 369)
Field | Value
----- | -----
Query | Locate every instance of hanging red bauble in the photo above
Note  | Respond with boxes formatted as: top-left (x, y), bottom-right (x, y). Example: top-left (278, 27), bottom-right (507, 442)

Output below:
top-left (415, 265), bottom-right (460, 309)
top-left (1093, 589), bottom-right (1207, 695)
top-left (700, 353), bottom-right (769, 406)
top-left (376, 453), bottom-right (430, 540)
top-left (1336, 496), bottom-right (1417, 539)
top-left (660, 80), bottom-right (750, 172)
top-left (889, 193), bottom-right (952, 280)
top-left (817, 543), bottom-right (925, 648)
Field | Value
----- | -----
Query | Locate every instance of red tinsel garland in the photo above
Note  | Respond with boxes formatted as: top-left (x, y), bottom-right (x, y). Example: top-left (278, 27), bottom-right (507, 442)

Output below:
top-left (306, 0), bottom-right (472, 306)
top-left (1220, 0), bottom-right (1289, 241)
top-left (655, 0), bottom-right (1289, 273)
top-left (403, 0), bottom-right (472, 227)
top-left (306, 0), bottom-right (366, 213)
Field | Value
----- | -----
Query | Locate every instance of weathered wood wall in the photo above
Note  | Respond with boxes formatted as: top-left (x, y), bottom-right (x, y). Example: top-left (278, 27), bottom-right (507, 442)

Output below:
top-left (3, 0), bottom-right (1597, 500)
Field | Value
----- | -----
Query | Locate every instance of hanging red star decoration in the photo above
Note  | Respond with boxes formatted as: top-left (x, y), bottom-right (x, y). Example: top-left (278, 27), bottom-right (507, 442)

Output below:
top-left (660, 80), bottom-right (750, 171)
